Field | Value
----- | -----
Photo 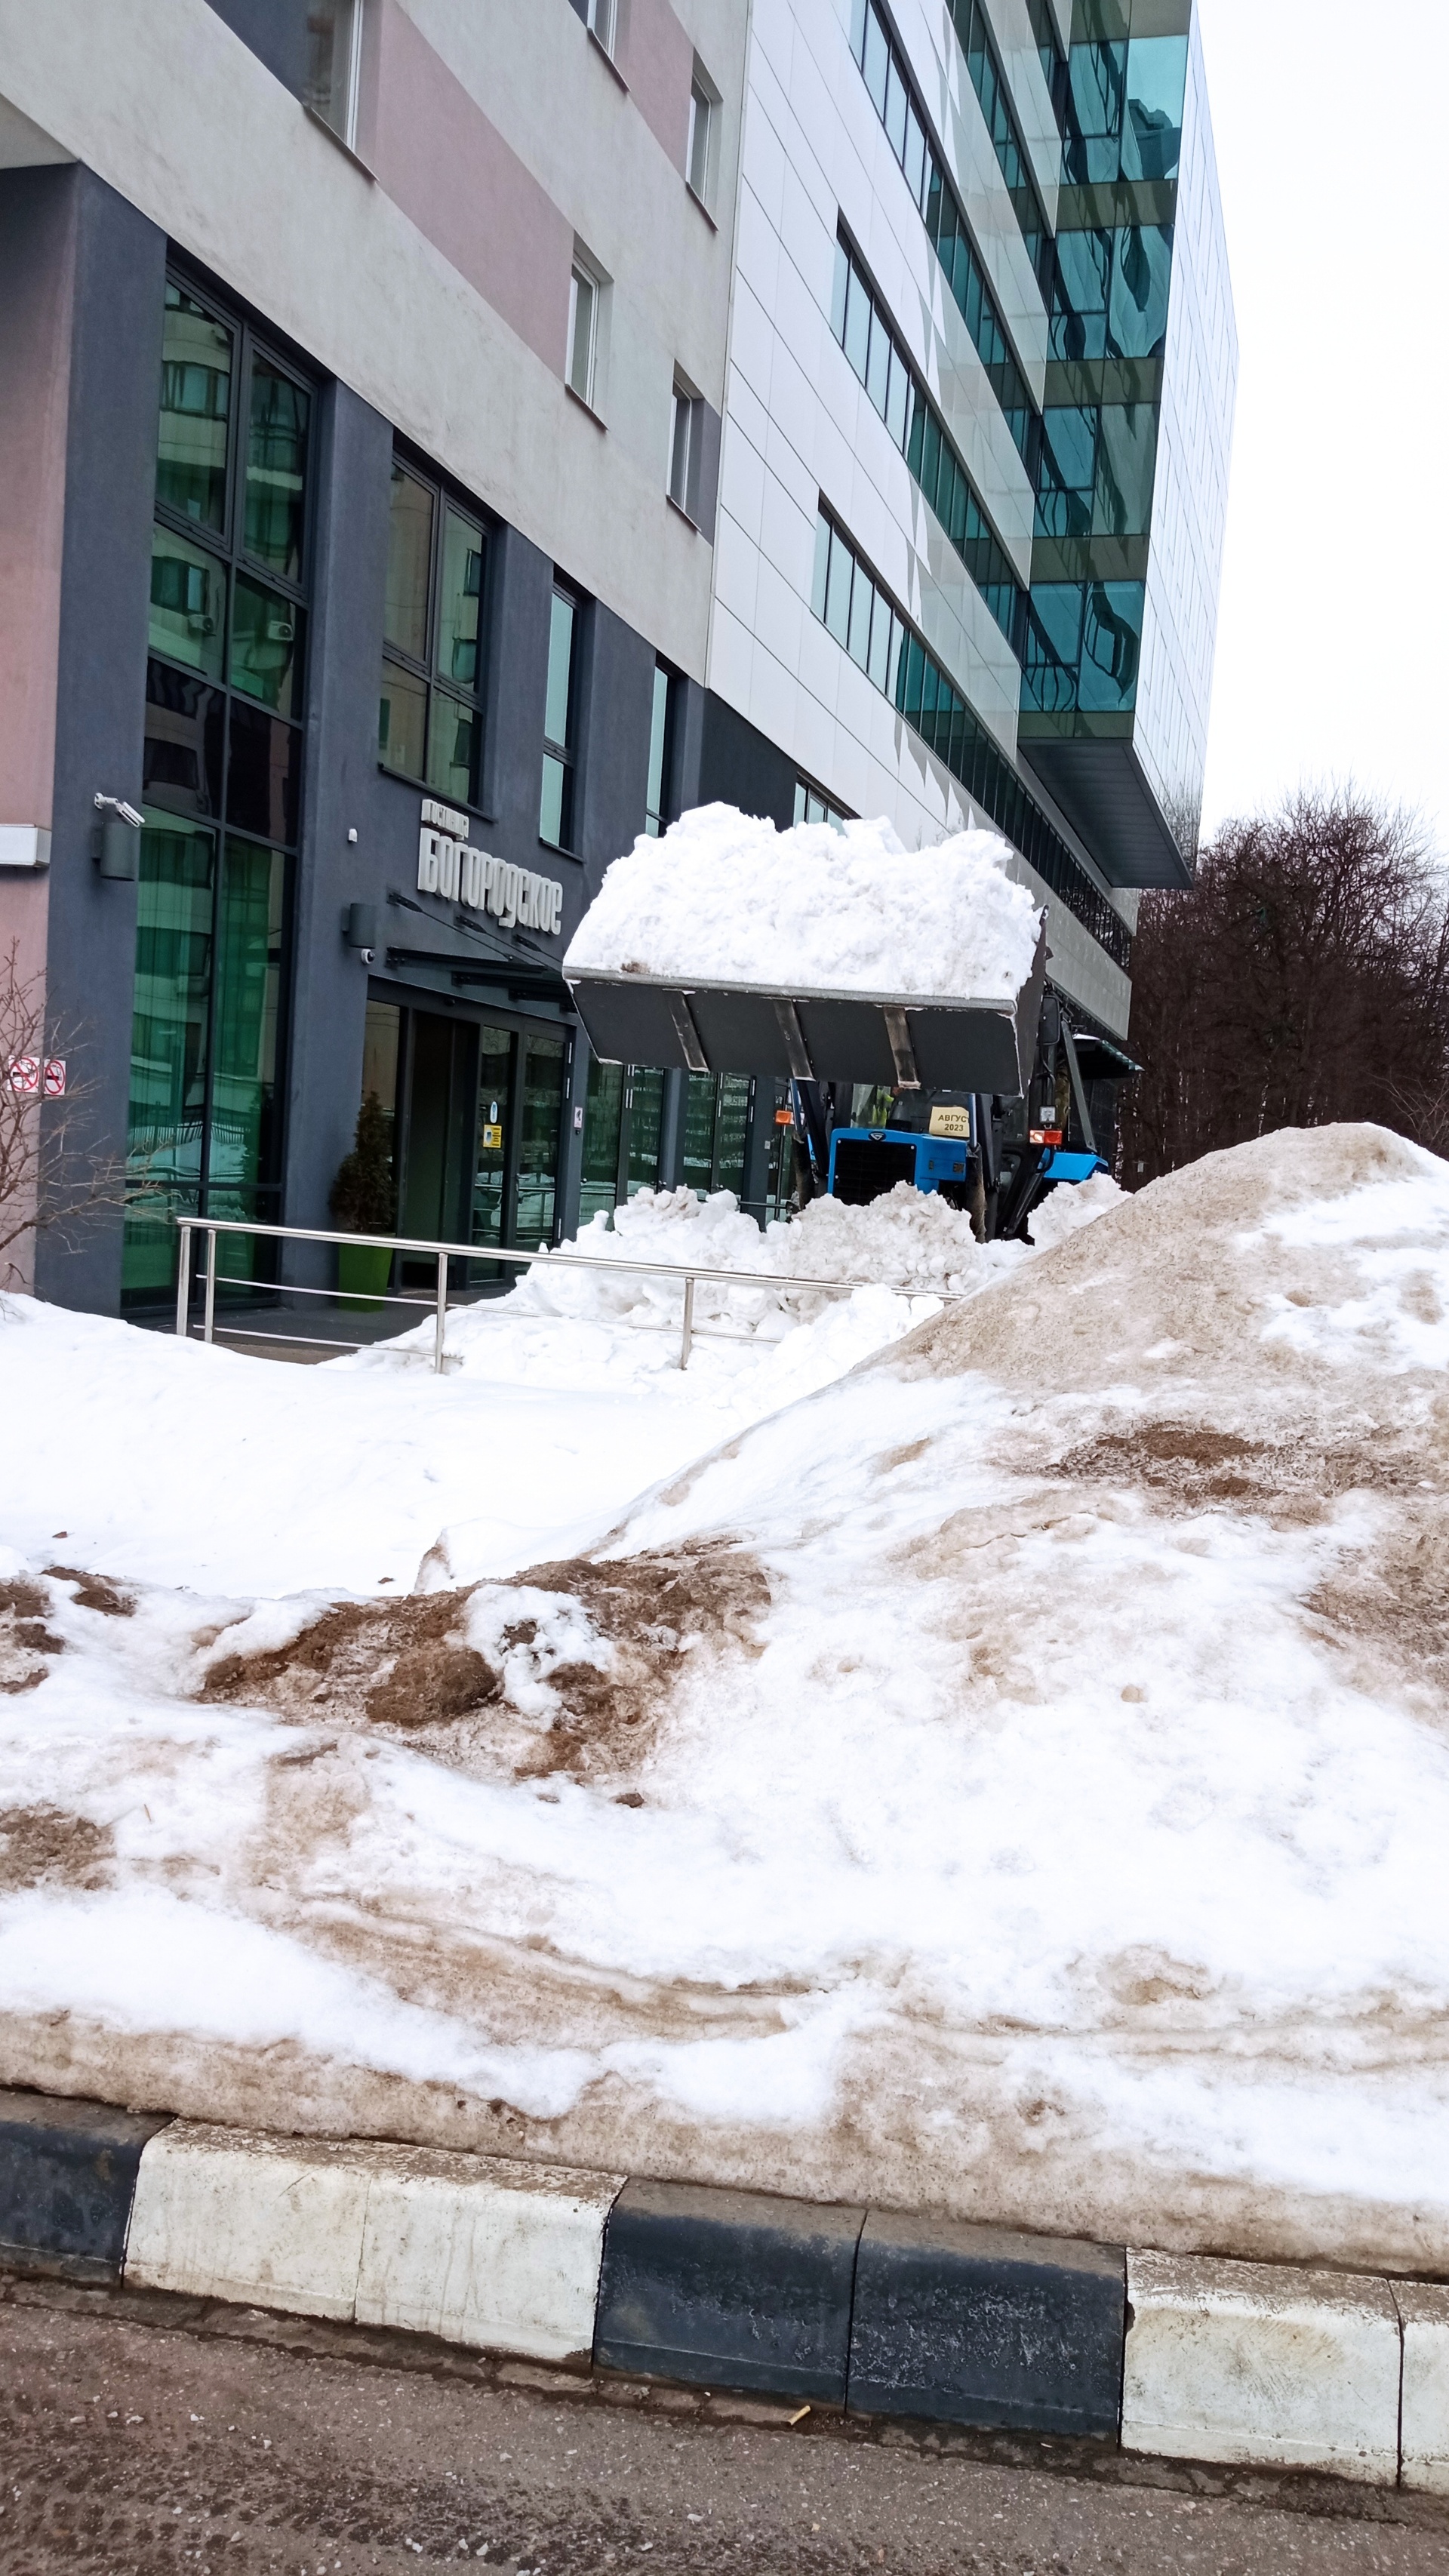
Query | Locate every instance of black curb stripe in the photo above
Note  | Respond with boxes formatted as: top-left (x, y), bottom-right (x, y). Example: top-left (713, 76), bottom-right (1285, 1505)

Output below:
top-left (0, 2086), bottom-right (172, 2284)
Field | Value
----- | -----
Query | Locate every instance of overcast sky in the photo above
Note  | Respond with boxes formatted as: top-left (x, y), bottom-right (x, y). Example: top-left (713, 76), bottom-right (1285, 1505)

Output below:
top-left (1195, 0), bottom-right (1447, 853)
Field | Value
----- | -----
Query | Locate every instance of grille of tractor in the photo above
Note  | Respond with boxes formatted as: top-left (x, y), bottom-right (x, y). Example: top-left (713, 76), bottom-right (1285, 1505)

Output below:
top-left (832, 1137), bottom-right (916, 1206)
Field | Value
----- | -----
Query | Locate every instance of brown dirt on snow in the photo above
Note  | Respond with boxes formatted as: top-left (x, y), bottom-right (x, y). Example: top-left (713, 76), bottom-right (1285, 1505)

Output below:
top-left (1048, 1420), bottom-right (1440, 1515)
top-left (44, 1565), bottom-right (136, 1617)
top-left (0, 1577), bottom-right (66, 1693)
top-left (200, 1540), bottom-right (769, 1789)
top-left (0, 1803), bottom-right (113, 1891)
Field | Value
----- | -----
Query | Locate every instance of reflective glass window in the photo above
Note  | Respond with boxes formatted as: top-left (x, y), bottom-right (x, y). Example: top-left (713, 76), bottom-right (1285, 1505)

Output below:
top-left (230, 573), bottom-right (304, 717)
top-left (1051, 228), bottom-right (1110, 362)
top-left (843, 261), bottom-right (871, 379)
top-left (1122, 36), bottom-right (1188, 183)
top-left (1093, 404), bottom-right (1158, 538)
top-left (122, 811), bottom-right (216, 1294)
top-left (1078, 580), bottom-right (1143, 712)
top-left (438, 507), bottom-right (483, 689)
top-left (1063, 41), bottom-right (1124, 183)
top-left (211, 836), bottom-right (287, 1202)
top-left (863, 4), bottom-right (889, 112)
top-left (865, 306), bottom-right (891, 415)
top-left (824, 528), bottom-right (852, 645)
top-left (715, 1075), bottom-right (750, 1199)
top-left (626, 1066), bottom-right (664, 1196)
top-left (379, 660), bottom-right (427, 780)
top-left (1109, 225), bottom-right (1174, 360)
top-left (245, 362), bottom-right (309, 582)
top-left (515, 1036), bottom-right (567, 1247)
top-left (682, 1073), bottom-right (718, 1196)
top-left (149, 524), bottom-right (226, 680)
top-left (143, 661), bottom-right (224, 819)
top-left (847, 559), bottom-right (872, 667)
top-left (384, 466), bottom-right (434, 660)
top-left (226, 700), bottom-right (300, 846)
top-left (472, 1025), bottom-right (514, 1250)
top-left (580, 1056), bottom-right (624, 1222)
top-left (645, 660), bottom-right (670, 834)
top-left (1035, 405), bottom-right (1097, 540)
top-left (427, 691), bottom-right (479, 806)
top-left (156, 285), bottom-right (232, 531)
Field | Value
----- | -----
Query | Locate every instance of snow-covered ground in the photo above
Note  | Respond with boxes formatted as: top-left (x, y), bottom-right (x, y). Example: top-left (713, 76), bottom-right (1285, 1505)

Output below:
top-left (4, 1131), bottom-right (1448, 2273)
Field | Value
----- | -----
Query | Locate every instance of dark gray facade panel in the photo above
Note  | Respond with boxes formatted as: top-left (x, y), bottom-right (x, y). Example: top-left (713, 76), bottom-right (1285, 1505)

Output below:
top-left (202, 0), bottom-right (310, 97)
top-left (34, 171), bottom-right (166, 1314)
top-left (594, 2177), bottom-right (866, 2402)
top-left (694, 688), bottom-right (797, 828)
top-left (478, 525), bottom-right (555, 844)
top-left (0, 2085), bottom-right (171, 2283)
top-left (574, 602), bottom-right (656, 893)
top-left (281, 383), bottom-right (395, 1260)
top-left (848, 2211), bottom-right (1126, 2437)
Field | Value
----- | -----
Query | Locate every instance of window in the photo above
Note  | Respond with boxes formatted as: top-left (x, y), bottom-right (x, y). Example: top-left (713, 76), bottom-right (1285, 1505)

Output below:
top-left (793, 780), bottom-right (851, 831)
top-left (568, 261), bottom-right (599, 407)
top-left (585, 0), bottom-right (616, 56)
top-left (687, 66), bottom-right (717, 204)
top-left (645, 660), bottom-right (677, 836)
top-left (128, 272), bottom-right (314, 1300)
top-left (848, 0), bottom-right (1035, 460)
top-left (540, 583), bottom-right (578, 851)
top-left (667, 375), bottom-right (703, 520)
top-left (378, 458), bottom-right (486, 806)
top-left (809, 503), bottom-right (1131, 971)
top-left (305, 0), bottom-right (364, 149)
top-left (832, 232), bottom-right (1022, 647)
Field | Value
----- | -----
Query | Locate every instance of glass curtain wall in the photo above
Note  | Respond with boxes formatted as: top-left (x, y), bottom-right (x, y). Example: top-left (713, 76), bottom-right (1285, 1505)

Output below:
top-left (125, 275), bottom-right (310, 1301)
top-left (578, 1058), bottom-right (666, 1223)
top-left (378, 459), bottom-right (486, 806)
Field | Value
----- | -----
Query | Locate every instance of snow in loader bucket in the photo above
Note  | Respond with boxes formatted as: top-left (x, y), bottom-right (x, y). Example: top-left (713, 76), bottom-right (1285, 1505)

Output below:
top-left (562, 805), bottom-right (1049, 1095)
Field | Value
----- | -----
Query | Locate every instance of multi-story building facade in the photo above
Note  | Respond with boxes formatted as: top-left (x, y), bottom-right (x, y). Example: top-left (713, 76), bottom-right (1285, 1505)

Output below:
top-left (0, 0), bottom-right (1234, 1316)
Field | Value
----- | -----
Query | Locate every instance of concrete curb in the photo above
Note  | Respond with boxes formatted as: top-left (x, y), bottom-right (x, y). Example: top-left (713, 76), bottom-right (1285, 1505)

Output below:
top-left (2, 2085), bottom-right (1445, 2488)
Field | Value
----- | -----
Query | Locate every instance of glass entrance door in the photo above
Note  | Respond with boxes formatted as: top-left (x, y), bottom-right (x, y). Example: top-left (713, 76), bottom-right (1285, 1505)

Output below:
top-left (400, 1011), bottom-right (475, 1270)
top-left (470, 1023), bottom-right (514, 1257)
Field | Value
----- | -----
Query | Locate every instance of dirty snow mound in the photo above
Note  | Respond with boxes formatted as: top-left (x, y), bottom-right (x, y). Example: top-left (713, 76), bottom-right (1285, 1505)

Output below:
top-left (562, 802), bottom-right (1041, 999)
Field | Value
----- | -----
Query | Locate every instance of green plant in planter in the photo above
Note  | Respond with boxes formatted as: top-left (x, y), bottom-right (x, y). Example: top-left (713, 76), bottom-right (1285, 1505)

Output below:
top-left (330, 1092), bottom-right (396, 1308)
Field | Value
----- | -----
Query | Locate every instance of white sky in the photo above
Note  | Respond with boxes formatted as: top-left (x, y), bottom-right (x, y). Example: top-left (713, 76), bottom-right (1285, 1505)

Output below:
top-left (1195, 0), bottom-right (1448, 852)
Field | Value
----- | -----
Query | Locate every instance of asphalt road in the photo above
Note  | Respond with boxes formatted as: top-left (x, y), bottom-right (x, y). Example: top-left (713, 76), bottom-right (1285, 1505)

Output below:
top-left (4, 2279), bottom-right (1449, 2575)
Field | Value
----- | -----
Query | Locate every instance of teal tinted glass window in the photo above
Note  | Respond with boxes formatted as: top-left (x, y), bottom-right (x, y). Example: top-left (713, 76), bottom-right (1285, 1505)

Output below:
top-left (427, 692), bottom-right (480, 806)
top-left (472, 1025), bottom-right (514, 1250)
top-left (384, 466), bottom-right (434, 661)
top-left (824, 528), bottom-right (852, 645)
top-left (245, 362), bottom-right (309, 582)
top-left (230, 572), bottom-right (304, 716)
top-left (1064, 41), bottom-right (1124, 182)
top-left (1035, 407), bottom-right (1097, 540)
top-left (1109, 225), bottom-right (1174, 360)
top-left (1123, 36), bottom-right (1188, 183)
top-left (124, 810), bottom-right (217, 1296)
top-left (626, 1066), bottom-right (664, 1196)
top-left (516, 1036), bottom-right (567, 1246)
top-left (580, 1056), bottom-right (624, 1221)
top-left (1094, 405), bottom-right (1158, 538)
top-left (438, 506), bottom-right (483, 688)
top-left (1051, 229), bottom-right (1110, 362)
top-left (149, 524), bottom-right (226, 680)
top-left (645, 662), bottom-right (670, 833)
top-left (544, 591), bottom-right (576, 751)
top-left (157, 284), bottom-right (232, 530)
top-left (211, 836), bottom-right (286, 1202)
top-left (1078, 580), bottom-right (1143, 712)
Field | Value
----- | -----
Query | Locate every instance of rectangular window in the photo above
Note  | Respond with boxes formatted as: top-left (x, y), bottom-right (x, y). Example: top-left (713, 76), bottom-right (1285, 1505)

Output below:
top-left (669, 378), bottom-right (700, 518)
top-left (540, 583), bottom-right (577, 851)
top-left (379, 458), bottom-right (486, 803)
top-left (305, 0), bottom-right (364, 149)
top-left (568, 263), bottom-right (598, 406)
top-left (156, 284), bottom-right (232, 531)
top-left (645, 660), bottom-right (674, 835)
top-left (808, 502), bottom-right (1129, 971)
top-left (793, 780), bottom-right (851, 830)
top-left (687, 67), bottom-right (716, 203)
top-left (586, 0), bottom-right (616, 56)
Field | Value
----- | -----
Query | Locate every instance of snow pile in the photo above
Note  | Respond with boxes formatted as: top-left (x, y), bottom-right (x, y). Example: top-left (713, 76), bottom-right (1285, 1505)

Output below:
top-left (562, 802), bottom-right (1043, 1001)
top-left (8, 1126), bottom-right (1449, 2271)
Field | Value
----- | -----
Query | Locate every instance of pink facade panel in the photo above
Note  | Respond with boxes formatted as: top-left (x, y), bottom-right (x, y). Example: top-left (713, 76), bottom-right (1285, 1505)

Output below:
top-left (370, 0), bottom-right (574, 377)
top-left (622, 0), bottom-right (694, 173)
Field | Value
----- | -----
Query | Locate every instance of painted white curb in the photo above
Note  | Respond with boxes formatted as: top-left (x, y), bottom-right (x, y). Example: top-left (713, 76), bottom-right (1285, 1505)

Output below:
top-left (1396, 2281), bottom-right (1449, 2494)
top-left (1122, 2249), bottom-right (1401, 2483)
top-left (125, 2122), bottom-right (623, 2364)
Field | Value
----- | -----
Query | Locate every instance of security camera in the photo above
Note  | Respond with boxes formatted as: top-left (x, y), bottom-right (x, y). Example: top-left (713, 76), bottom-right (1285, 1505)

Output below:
top-left (358, 946), bottom-right (376, 967)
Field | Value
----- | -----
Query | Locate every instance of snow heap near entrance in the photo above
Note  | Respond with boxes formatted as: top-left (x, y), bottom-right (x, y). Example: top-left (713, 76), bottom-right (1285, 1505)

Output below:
top-left (561, 802), bottom-right (1043, 1000)
top-left (5, 1125), bottom-right (1449, 2273)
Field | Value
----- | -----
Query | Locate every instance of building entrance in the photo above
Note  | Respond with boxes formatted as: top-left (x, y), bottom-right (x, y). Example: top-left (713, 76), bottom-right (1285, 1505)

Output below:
top-left (363, 996), bottom-right (571, 1284)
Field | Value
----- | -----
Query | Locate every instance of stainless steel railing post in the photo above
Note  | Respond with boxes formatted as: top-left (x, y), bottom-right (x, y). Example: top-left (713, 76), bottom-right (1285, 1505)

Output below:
top-left (680, 1273), bottom-right (695, 1370)
top-left (202, 1227), bottom-right (217, 1346)
top-left (174, 1222), bottom-right (192, 1339)
top-left (434, 1250), bottom-right (448, 1374)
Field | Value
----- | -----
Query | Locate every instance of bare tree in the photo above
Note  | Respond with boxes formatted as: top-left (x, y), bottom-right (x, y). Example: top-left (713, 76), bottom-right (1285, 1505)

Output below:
top-left (0, 942), bottom-right (131, 1289)
top-left (1119, 791), bottom-right (1449, 1186)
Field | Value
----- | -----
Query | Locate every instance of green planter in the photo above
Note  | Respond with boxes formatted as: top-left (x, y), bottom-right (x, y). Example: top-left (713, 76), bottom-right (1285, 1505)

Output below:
top-left (337, 1240), bottom-right (394, 1311)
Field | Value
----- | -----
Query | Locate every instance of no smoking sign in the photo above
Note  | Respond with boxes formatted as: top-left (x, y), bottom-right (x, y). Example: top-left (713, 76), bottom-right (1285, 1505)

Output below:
top-left (6, 1055), bottom-right (66, 1097)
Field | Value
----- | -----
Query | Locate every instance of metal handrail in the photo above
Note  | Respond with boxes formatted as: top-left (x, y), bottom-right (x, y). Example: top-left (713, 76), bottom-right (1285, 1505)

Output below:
top-left (174, 1213), bottom-right (972, 1373)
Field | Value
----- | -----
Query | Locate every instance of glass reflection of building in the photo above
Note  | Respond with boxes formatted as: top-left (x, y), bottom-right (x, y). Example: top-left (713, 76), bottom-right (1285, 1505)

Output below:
top-left (1018, 0), bottom-right (1237, 888)
top-left (124, 275), bottom-right (309, 1299)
